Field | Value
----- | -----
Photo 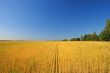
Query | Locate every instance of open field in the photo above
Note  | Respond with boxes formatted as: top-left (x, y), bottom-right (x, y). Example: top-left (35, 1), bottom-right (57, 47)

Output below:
top-left (0, 41), bottom-right (110, 73)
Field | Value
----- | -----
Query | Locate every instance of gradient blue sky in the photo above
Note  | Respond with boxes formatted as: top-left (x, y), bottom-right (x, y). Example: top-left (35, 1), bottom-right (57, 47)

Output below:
top-left (0, 0), bottom-right (110, 40)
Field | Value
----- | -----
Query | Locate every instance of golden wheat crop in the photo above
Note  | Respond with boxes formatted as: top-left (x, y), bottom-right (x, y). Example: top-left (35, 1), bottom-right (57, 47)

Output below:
top-left (0, 41), bottom-right (110, 73)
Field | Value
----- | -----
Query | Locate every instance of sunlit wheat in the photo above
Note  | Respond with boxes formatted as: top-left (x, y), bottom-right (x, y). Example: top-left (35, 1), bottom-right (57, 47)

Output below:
top-left (0, 41), bottom-right (110, 73)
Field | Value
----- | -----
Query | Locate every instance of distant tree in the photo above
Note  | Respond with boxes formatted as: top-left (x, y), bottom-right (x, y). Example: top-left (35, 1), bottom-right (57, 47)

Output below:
top-left (70, 38), bottom-right (80, 41)
top-left (62, 19), bottom-right (110, 41)
top-left (99, 19), bottom-right (110, 41)
top-left (91, 32), bottom-right (99, 41)
top-left (105, 19), bottom-right (110, 30)
top-left (81, 32), bottom-right (99, 41)
top-left (99, 30), bottom-right (110, 41)
top-left (62, 38), bottom-right (68, 41)
top-left (80, 35), bottom-right (84, 41)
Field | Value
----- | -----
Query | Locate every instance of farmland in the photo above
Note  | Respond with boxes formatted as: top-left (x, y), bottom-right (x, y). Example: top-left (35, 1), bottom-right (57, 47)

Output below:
top-left (0, 41), bottom-right (110, 73)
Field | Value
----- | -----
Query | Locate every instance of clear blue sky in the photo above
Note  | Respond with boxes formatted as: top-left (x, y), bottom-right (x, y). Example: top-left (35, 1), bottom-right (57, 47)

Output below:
top-left (0, 0), bottom-right (110, 40)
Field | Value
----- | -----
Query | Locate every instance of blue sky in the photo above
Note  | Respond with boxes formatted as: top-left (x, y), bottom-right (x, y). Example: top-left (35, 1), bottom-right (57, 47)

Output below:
top-left (0, 0), bottom-right (110, 40)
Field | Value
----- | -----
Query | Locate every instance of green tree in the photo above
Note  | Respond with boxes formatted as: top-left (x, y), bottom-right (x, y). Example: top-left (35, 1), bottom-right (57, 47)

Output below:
top-left (62, 38), bottom-right (68, 41)
top-left (91, 32), bottom-right (99, 41)
top-left (70, 38), bottom-right (80, 41)
top-left (99, 19), bottom-right (110, 41)
top-left (80, 35), bottom-right (84, 41)
top-left (82, 32), bottom-right (99, 41)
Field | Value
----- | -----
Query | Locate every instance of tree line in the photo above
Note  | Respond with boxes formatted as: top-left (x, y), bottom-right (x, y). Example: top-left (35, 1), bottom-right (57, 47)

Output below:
top-left (63, 19), bottom-right (110, 41)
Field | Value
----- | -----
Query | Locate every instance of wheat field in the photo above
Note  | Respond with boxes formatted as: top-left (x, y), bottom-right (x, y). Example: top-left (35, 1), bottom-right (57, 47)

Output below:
top-left (0, 41), bottom-right (110, 73)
